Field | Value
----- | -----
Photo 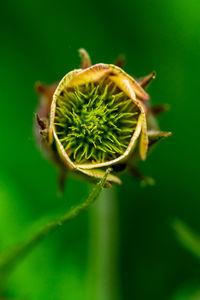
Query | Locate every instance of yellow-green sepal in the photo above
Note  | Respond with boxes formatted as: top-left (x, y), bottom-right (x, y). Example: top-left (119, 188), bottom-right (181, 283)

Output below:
top-left (147, 130), bottom-right (172, 152)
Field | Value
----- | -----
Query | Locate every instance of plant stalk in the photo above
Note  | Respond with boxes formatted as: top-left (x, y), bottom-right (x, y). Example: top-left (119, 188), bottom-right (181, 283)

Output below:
top-left (87, 187), bottom-right (120, 300)
top-left (0, 170), bottom-right (110, 289)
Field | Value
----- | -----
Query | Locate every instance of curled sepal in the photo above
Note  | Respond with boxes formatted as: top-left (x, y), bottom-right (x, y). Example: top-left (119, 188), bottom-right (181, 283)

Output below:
top-left (147, 130), bottom-right (172, 152)
top-left (139, 112), bottom-right (148, 160)
top-left (79, 48), bottom-right (92, 69)
top-left (108, 64), bottom-right (149, 101)
top-left (77, 168), bottom-right (122, 185)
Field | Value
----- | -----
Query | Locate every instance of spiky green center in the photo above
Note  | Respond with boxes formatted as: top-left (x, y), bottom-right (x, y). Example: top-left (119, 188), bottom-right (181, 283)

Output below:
top-left (54, 78), bottom-right (139, 164)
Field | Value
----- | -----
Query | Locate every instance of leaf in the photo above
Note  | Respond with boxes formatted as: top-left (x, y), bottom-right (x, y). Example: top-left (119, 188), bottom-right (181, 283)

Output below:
top-left (169, 283), bottom-right (200, 300)
top-left (172, 219), bottom-right (200, 259)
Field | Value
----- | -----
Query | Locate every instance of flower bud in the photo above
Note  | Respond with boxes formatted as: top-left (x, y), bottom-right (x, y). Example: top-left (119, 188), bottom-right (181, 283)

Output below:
top-left (35, 49), bottom-right (171, 187)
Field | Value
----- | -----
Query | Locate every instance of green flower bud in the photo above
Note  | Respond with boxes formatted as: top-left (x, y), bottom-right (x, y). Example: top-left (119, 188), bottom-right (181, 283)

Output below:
top-left (35, 49), bottom-right (171, 187)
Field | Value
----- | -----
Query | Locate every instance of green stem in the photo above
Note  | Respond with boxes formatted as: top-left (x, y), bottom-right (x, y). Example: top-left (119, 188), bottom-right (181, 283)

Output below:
top-left (0, 170), bottom-right (110, 288)
top-left (87, 187), bottom-right (120, 300)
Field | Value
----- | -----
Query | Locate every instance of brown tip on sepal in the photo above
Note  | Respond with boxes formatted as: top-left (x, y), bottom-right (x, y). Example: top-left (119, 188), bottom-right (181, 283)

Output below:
top-left (104, 181), bottom-right (112, 188)
top-left (114, 54), bottom-right (126, 69)
top-left (35, 82), bottom-right (47, 94)
top-left (138, 71), bottom-right (156, 89)
top-left (151, 104), bottom-right (170, 116)
top-left (36, 114), bottom-right (47, 130)
top-left (78, 48), bottom-right (92, 69)
top-left (148, 131), bottom-right (172, 150)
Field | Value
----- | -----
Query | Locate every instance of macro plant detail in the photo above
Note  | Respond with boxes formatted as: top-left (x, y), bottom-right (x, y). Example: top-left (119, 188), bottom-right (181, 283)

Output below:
top-left (54, 79), bottom-right (139, 164)
top-left (36, 49), bottom-right (171, 188)
top-left (0, 48), bottom-right (172, 299)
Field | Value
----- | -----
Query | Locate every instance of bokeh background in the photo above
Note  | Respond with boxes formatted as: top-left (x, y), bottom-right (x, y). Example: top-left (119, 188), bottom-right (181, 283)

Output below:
top-left (0, 0), bottom-right (200, 299)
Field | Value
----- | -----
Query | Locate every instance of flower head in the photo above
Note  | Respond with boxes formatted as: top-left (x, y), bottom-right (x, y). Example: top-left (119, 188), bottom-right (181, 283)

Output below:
top-left (35, 49), bottom-right (171, 188)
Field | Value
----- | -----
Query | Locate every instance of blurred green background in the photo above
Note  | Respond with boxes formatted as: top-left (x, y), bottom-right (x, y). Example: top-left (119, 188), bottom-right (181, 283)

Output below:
top-left (1, 0), bottom-right (200, 299)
